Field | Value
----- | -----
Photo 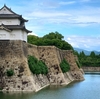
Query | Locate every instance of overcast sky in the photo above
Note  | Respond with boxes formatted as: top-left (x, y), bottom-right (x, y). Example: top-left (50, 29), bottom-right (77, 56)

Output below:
top-left (0, 0), bottom-right (100, 51)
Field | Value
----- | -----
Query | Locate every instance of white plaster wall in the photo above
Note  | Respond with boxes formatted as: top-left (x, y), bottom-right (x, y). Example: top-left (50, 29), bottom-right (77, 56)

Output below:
top-left (0, 7), bottom-right (13, 14)
top-left (0, 30), bottom-right (27, 42)
top-left (22, 31), bottom-right (27, 42)
top-left (0, 30), bottom-right (10, 39)
top-left (0, 19), bottom-right (20, 25)
top-left (11, 30), bottom-right (22, 40)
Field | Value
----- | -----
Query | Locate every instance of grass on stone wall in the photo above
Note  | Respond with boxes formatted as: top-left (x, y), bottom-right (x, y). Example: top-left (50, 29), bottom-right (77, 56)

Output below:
top-left (28, 55), bottom-right (48, 75)
top-left (6, 69), bottom-right (14, 77)
top-left (76, 61), bottom-right (81, 68)
top-left (60, 59), bottom-right (70, 73)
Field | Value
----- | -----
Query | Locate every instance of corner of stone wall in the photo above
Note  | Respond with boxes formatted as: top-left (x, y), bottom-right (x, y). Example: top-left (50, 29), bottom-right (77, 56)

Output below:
top-left (61, 50), bottom-right (84, 81)
top-left (27, 44), bottom-right (84, 85)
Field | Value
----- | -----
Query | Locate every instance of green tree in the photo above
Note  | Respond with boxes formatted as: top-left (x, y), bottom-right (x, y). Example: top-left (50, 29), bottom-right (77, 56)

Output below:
top-left (43, 31), bottom-right (64, 40)
top-left (27, 35), bottom-right (39, 45)
top-left (79, 51), bottom-right (86, 58)
top-left (90, 51), bottom-right (95, 58)
top-left (27, 31), bottom-right (73, 50)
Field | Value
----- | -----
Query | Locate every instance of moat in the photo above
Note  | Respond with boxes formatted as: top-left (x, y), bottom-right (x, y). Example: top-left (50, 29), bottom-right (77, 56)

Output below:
top-left (0, 74), bottom-right (100, 99)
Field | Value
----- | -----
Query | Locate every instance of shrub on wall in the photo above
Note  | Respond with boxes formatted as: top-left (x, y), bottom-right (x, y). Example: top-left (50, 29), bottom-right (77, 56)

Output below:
top-left (28, 55), bottom-right (48, 75)
top-left (60, 59), bottom-right (70, 73)
top-left (76, 61), bottom-right (81, 68)
top-left (6, 69), bottom-right (14, 77)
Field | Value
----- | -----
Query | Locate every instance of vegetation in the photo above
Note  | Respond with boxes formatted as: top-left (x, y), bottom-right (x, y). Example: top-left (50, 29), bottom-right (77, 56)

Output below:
top-left (6, 69), bottom-right (14, 77)
top-left (60, 59), bottom-right (70, 73)
top-left (76, 61), bottom-right (81, 68)
top-left (0, 88), bottom-right (2, 90)
top-left (75, 51), bottom-right (100, 67)
top-left (28, 55), bottom-right (48, 75)
top-left (28, 31), bottom-right (73, 50)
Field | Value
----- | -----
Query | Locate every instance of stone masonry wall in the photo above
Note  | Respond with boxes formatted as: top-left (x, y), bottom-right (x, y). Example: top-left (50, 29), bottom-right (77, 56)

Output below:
top-left (0, 40), bottom-right (49, 92)
top-left (28, 44), bottom-right (84, 85)
top-left (60, 50), bottom-right (84, 80)
top-left (0, 41), bottom-right (84, 92)
top-left (82, 67), bottom-right (100, 72)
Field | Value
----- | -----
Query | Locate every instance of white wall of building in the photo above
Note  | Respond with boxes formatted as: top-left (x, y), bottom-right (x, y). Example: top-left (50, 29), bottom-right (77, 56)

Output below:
top-left (0, 30), bottom-right (27, 42)
top-left (22, 31), bottom-right (27, 42)
top-left (0, 19), bottom-right (20, 25)
top-left (0, 30), bottom-right (10, 39)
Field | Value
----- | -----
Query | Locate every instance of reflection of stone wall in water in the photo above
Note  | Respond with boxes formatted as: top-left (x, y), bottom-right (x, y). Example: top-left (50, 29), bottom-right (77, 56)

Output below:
top-left (0, 40), bottom-right (84, 92)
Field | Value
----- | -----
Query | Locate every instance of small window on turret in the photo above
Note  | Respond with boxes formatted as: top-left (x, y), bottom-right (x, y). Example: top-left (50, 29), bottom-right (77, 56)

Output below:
top-left (4, 9), bottom-right (6, 11)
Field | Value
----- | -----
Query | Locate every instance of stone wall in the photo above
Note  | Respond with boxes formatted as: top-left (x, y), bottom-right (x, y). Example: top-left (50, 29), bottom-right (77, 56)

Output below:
top-left (60, 50), bottom-right (84, 80)
top-left (28, 45), bottom-right (66, 85)
top-left (28, 44), bottom-right (84, 85)
top-left (0, 41), bottom-right (84, 92)
top-left (82, 67), bottom-right (100, 72)
top-left (0, 40), bottom-right (49, 92)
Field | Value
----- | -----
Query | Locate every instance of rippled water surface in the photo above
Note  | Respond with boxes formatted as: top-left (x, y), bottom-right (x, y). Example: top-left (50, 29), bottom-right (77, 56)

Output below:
top-left (0, 74), bottom-right (100, 99)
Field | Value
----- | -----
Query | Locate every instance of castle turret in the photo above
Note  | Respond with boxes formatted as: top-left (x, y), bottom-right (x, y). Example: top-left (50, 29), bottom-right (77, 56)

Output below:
top-left (0, 5), bottom-right (32, 42)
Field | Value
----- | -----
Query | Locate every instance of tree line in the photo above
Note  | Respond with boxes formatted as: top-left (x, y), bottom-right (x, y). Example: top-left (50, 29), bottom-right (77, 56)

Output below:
top-left (27, 31), bottom-right (73, 50)
top-left (28, 31), bottom-right (100, 67)
top-left (74, 51), bottom-right (100, 67)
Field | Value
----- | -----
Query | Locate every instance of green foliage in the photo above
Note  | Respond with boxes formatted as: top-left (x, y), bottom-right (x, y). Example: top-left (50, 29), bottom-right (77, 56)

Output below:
top-left (76, 51), bottom-right (100, 67)
top-left (76, 61), bottom-right (81, 68)
top-left (28, 55), bottom-right (48, 75)
top-left (27, 35), bottom-right (39, 45)
top-left (90, 51), bottom-right (95, 58)
top-left (0, 87), bottom-right (3, 90)
top-left (43, 31), bottom-right (64, 40)
top-left (60, 59), bottom-right (70, 73)
top-left (27, 31), bottom-right (73, 50)
top-left (6, 69), bottom-right (14, 77)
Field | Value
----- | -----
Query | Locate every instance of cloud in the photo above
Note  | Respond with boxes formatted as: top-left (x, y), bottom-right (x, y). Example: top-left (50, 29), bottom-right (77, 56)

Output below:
top-left (28, 32), bottom-right (38, 36)
top-left (66, 35), bottom-right (100, 51)
top-left (7, 0), bottom-right (100, 27)
top-left (26, 5), bottom-right (100, 27)
top-left (29, 11), bottom-right (71, 18)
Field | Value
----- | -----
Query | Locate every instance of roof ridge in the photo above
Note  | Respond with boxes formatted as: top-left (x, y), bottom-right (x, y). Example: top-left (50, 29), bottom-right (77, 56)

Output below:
top-left (0, 4), bottom-right (20, 16)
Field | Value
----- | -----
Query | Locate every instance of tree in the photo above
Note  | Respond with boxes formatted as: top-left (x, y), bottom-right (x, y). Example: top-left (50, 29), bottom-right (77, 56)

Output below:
top-left (43, 31), bottom-right (64, 40)
top-left (27, 31), bottom-right (73, 50)
top-left (27, 35), bottom-right (39, 45)
top-left (90, 51), bottom-right (95, 58)
top-left (79, 51), bottom-right (86, 58)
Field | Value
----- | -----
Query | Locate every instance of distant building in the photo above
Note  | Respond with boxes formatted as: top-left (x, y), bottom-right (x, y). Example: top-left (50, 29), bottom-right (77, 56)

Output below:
top-left (0, 5), bottom-right (32, 42)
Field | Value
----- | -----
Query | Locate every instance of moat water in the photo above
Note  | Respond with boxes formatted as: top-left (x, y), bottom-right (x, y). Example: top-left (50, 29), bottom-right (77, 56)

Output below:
top-left (0, 74), bottom-right (100, 99)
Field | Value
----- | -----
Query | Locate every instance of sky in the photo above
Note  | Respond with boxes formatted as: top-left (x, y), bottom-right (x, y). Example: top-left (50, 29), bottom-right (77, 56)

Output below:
top-left (0, 0), bottom-right (100, 51)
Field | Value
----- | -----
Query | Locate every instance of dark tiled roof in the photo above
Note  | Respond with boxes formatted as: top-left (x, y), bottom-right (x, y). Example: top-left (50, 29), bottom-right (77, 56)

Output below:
top-left (0, 24), bottom-right (32, 33)
top-left (0, 4), bottom-right (18, 15)
top-left (0, 14), bottom-right (20, 18)
top-left (0, 5), bottom-right (28, 22)
top-left (0, 14), bottom-right (28, 22)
